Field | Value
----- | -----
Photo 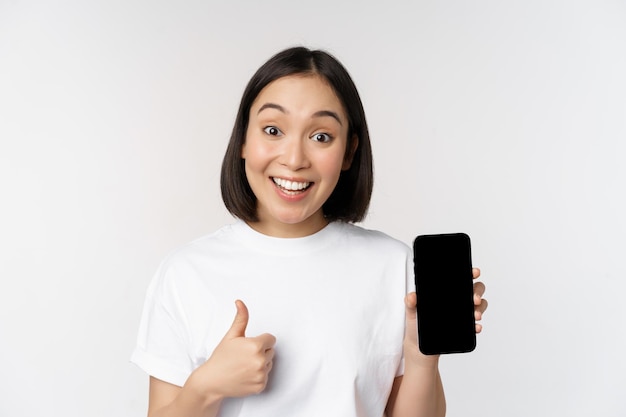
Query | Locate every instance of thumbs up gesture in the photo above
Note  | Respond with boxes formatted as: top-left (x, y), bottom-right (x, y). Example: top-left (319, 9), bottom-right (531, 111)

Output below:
top-left (199, 300), bottom-right (276, 398)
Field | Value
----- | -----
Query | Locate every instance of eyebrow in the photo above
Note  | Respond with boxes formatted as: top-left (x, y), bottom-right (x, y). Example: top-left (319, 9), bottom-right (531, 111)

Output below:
top-left (313, 110), bottom-right (343, 126)
top-left (257, 103), bottom-right (287, 115)
top-left (257, 102), bottom-right (343, 126)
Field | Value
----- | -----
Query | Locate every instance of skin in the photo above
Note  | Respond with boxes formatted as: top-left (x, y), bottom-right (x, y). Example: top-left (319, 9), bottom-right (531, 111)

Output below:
top-left (386, 268), bottom-right (487, 417)
top-left (147, 300), bottom-right (276, 417)
top-left (241, 74), bottom-right (356, 238)
top-left (146, 74), bottom-right (488, 417)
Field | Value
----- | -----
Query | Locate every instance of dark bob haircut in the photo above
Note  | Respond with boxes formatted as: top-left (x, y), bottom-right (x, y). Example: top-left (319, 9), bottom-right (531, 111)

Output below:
top-left (220, 46), bottom-right (373, 223)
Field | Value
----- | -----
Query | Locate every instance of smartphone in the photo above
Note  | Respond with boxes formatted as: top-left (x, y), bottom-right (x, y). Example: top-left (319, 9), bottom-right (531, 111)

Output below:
top-left (413, 233), bottom-right (476, 355)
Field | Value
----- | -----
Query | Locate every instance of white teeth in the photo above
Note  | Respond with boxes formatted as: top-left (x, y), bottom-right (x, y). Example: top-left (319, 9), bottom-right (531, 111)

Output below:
top-left (272, 177), bottom-right (310, 191)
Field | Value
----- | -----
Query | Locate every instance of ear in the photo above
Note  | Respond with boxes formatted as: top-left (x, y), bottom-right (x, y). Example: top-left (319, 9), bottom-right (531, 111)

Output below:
top-left (241, 141), bottom-right (247, 159)
top-left (342, 134), bottom-right (359, 170)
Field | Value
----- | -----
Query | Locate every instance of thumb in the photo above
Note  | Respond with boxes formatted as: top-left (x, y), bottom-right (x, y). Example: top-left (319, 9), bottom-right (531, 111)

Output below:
top-left (405, 292), bottom-right (418, 322)
top-left (224, 299), bottom-right (249, 339)
top-left (404, 292), bottom-right (419, 343)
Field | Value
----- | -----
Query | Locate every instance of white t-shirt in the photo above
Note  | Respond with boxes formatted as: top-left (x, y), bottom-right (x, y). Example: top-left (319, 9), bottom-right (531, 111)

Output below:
top-left (131, 220), bottom-right (414, 417)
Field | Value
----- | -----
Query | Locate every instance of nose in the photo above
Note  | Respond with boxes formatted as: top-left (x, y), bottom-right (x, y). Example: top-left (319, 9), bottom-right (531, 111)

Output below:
top-left (279, 136), bottom-right (310, 170)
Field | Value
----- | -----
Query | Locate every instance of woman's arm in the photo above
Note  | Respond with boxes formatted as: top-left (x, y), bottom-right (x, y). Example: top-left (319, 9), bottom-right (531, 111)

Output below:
top-left (147, 300), bottom-right (276, 417)
top-left (385, 293), bottom-right (446, 417)
top-left (148, 376), bottom-right (222, 417)
top-left (386, 268), bottom-right (487, 417)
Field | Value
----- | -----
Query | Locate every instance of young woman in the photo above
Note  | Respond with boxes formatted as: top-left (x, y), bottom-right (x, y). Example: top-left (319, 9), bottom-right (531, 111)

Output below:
top-left (132, 46), bottom-right (488, 417)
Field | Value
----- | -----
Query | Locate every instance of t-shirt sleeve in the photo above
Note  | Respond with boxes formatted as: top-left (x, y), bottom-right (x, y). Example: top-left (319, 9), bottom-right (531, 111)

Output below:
top-left (130, 261), bottom-right (194, 387)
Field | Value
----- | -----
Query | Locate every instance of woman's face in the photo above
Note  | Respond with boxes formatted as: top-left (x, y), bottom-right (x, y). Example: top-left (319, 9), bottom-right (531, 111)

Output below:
top-left (242, 74), bottom-right (354, 238)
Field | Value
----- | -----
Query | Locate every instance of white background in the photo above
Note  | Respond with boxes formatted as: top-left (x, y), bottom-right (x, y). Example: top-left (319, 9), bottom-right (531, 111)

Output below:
top-left (1, 1), bottom-right (625, 416)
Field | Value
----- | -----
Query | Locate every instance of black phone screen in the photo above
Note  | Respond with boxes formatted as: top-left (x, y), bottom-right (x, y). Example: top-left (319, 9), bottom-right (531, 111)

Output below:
top-left (413, 233), bottom-right (476, 355)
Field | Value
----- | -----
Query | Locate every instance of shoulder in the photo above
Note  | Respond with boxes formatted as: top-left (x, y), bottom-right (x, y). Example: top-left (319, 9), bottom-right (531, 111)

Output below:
top-left (161, 222), bottom-right (242, 263)
top-left (332, 222), bottom-right (411, 256)
top-left (148, 223), bottom-right (242, 289)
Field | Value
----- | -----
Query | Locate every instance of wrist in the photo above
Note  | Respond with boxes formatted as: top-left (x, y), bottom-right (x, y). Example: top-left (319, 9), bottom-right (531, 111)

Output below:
top-left (403, 342), bottom-right (440, 370)
top-left (184, 371), bottom-right (225, 412)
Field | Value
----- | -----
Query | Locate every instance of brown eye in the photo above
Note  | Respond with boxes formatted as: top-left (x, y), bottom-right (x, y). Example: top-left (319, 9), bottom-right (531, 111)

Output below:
top-left (311, 133), bottom-right (332, 143)
top-left (263, 126), bottom-right (282, 136)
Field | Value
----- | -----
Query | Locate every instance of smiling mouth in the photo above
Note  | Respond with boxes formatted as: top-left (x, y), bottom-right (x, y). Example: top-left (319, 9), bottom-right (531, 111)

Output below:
top-left (272, 177), bottom-right (312, 194)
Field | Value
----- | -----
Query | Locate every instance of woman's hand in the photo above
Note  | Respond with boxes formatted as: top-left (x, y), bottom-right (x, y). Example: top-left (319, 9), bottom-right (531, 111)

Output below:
top-left (190, 300), bottom-right (276, 400)
top-left (472, 268), bottom-right (488, 333)
top-left (147, 301), bottom-right (275, 417)
top-left (403, 267), bottom-right (488, 365)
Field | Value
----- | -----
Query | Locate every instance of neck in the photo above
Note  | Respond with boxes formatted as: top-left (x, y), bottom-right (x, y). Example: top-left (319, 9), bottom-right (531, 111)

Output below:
top-left (245, 216), bottom-right (329, 238)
